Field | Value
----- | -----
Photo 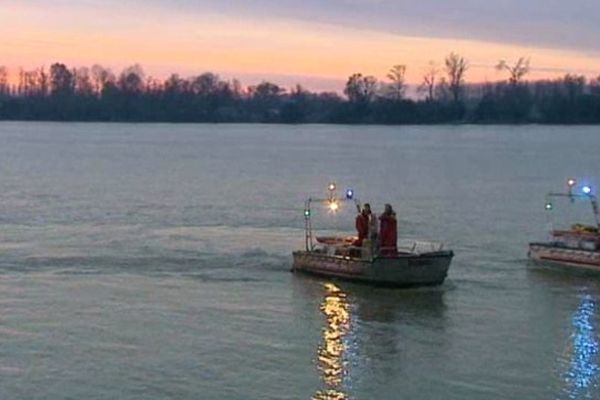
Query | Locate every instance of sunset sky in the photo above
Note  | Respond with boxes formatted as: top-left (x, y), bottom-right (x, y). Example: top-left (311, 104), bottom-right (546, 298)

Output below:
top-left (2, 0), bottom-right (600, 91)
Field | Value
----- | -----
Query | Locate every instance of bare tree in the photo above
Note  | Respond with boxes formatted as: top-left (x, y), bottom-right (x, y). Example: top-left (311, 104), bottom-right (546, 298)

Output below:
top-left (91, 65), bottom-right (115, 95)
top-left (118, 64), bottom-right (145, 94)
top-left (17, 68), bottom-right (24, 95)
top-left (50, 63), bottom-right (75, 96)
top-left (0, 66), bottom-right (8, 95)
top-left (37, 67), bottom-right (48, 96)
top-left (418, 61), bottom-right (440, 101)
top-left (444, 52), bottom-right (468, 102)
top-left (344, 73), bottom-right (378, 104)
top-left (591, 75), bottom-right (600, 96)
top-left (192, 72), bottom-right (220, 95)
top-left (19, 68), bottom-right (43, 96)
top-left (496, 57), bottom-right (530, 85)
top-left (231, 79), bottom-right (243, 97)
top-left (74, 67), bottom-right (94, 96)
top-left (291, 84), bottom-right (308, 97)
top-left (250, 81), bottom-right (284, 99)
top-left (385, 64), bottom-right (407, 100)
top-left (562, 74), bottom-right (585, 101)
top-left (434, 78), bottom-right (451, 103)
top-left (145, 76), bottom-right (162, 94)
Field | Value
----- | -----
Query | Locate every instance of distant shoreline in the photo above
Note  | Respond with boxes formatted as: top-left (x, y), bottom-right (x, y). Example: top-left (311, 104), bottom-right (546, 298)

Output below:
top-left (0, 119), bottom-right (598, 126)
top-left (2, 61), bottom-right (599, 125)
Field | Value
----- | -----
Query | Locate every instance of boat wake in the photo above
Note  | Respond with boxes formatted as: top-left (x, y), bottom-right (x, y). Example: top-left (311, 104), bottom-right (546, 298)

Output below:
top-left (0, 223), bottom-right (298, 279)
top-left (0, 249), bottom-right (292, 282)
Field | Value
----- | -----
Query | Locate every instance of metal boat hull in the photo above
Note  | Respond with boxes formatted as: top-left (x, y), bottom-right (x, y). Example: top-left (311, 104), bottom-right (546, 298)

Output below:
top-left (292, 250), bottom-right (453, 287)
top-left (528, 242), bottom-right (600, 272)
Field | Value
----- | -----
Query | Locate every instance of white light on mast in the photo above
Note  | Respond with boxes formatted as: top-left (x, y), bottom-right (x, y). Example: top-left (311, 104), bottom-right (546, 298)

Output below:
top-left (328, 201), bottom-right (339, 212)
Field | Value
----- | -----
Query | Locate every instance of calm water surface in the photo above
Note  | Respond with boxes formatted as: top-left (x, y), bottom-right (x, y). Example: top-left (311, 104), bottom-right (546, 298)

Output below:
top-left (1, 122), bottom-right (600, 399)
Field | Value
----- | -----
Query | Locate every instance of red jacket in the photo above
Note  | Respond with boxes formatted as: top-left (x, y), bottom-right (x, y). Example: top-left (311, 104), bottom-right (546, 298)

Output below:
top-left (379, 213), bottom-right (397, 254)
top-left (354, 213), bottom-right (369, 246)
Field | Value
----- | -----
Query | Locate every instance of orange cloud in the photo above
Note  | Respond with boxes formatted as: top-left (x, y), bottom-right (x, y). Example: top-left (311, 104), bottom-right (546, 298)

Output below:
top-left (1, 1), bottom-right (599, 90)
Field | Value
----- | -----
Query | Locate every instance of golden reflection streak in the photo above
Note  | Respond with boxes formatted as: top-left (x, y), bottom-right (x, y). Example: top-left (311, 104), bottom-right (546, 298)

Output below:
top-left (313, 283), bottom-right (350, 400)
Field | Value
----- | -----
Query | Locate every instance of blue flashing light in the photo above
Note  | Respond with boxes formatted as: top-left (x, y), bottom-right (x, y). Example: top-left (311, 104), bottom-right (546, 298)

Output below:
top-left (345, 189), bottom-right (354, 200)
top-left (583, 186), bottom-right (592, 195)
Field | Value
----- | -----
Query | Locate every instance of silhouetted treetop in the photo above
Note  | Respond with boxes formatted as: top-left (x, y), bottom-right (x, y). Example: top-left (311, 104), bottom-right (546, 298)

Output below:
top-left (0, 59), bottom-right (599, 124)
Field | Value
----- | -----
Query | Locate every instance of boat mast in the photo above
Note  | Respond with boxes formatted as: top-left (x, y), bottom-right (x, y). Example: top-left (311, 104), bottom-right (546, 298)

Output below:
top-left (302, 183), bottom-right (360, 252)
top-left (304, 198), bottom-right (313, 251)
top-left (591, 197), bottom-right (600, 228)
top-left (545, 179), bottom-right (599, 230)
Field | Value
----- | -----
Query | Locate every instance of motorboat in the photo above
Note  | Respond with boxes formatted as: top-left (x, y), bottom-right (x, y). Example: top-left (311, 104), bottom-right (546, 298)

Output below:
top-left (291, 183), bottom-right (454, 287)
top-left (528, 179), bottom-right (600, 271)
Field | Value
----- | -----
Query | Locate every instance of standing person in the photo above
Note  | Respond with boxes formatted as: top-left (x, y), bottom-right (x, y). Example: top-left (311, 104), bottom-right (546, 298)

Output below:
top-left (379, 204), bottom-right (398, 256)
top-left (353, 204), bottom-right (370, 247)
top-left (367, 204), bottom-right (379, 256)
top-left (367, 204), bottom-right (378, 241)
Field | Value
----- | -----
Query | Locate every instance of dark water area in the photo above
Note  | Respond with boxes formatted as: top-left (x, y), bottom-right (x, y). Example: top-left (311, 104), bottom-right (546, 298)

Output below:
top-left (1, 122), bottom-right (600, 399)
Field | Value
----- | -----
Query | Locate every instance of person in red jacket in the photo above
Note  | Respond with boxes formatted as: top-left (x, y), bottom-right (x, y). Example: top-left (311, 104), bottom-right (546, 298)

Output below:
top-left (379, 204), bottom-right (397, 256)
top-left (353, 204), bottom-right (371, 247)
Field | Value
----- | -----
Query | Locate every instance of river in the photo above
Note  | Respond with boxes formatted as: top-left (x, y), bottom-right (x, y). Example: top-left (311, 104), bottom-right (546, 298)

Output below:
top-left (0, 122), bottom-right (599, 399)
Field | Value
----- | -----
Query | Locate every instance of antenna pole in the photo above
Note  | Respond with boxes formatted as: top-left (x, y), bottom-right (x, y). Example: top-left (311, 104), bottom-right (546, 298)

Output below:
top-left (591, 197), bottom-right (600, 228)
top-left (304, 198), bottom-right (314, 251)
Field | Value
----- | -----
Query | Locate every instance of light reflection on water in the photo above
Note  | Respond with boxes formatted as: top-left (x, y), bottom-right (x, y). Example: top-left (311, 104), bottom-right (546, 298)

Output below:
top-left (561, 294), bottom-right (600, 399)
top-left (313, 283), bottom-right (351, 400)
top-left (4, 124), bottom-right (600, 399)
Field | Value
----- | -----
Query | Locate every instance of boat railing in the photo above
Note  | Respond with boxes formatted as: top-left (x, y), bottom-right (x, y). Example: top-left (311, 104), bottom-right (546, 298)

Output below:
top-left (312, 237), bottom-right (446, 261)
top-left (397, 239), bottom-right (445, 255)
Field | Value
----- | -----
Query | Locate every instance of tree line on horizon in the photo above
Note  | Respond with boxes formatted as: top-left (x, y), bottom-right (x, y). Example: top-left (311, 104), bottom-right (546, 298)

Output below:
top-left (1, 53), bottom-right (600, 124)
